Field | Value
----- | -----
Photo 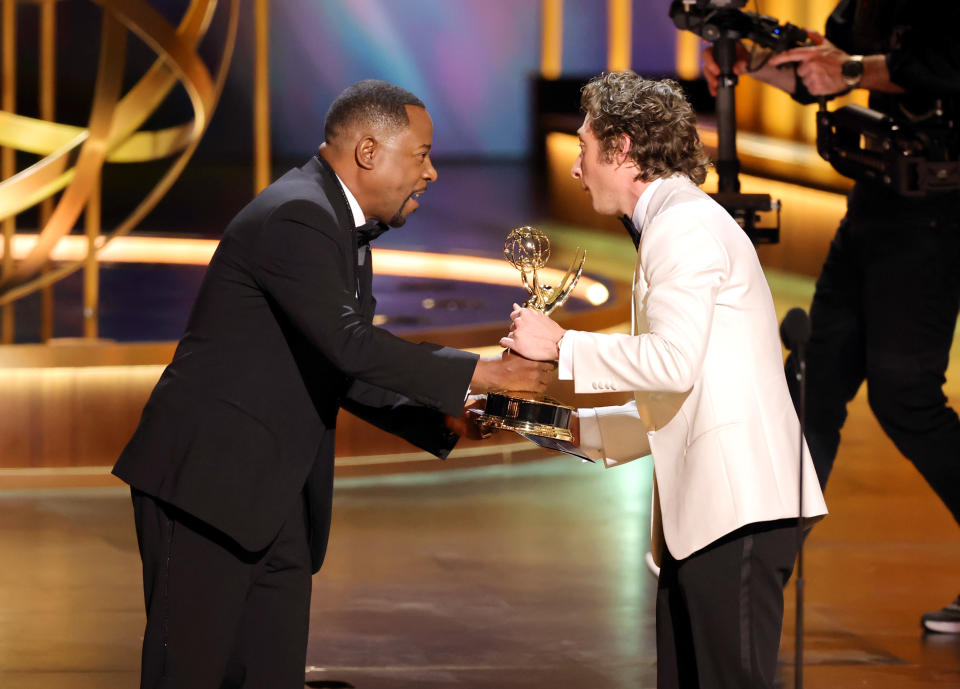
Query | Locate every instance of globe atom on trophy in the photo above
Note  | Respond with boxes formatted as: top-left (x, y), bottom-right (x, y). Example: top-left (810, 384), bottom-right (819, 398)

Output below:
top-left (479, 226), bottom-right (586, 442)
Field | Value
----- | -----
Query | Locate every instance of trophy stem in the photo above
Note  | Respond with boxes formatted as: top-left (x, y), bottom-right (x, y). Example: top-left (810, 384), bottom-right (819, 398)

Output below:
top-left (527, 268), bottom-right (543, 311)
top-left (487, 225), bottom-right (585, 442)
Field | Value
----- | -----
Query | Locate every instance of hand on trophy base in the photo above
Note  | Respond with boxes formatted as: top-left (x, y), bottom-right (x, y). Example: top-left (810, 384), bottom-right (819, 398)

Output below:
top-left (445, 395), bottom-right (494, 440)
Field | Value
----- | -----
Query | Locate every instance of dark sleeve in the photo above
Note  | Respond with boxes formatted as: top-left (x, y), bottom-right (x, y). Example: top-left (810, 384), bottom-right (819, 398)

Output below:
top-left (824, 0), bottom-right (855, 53)
top-left (341, 379), bottom-right (460, 459)
top-left (885, 15), bottom-right (960, 95)
top-left (251, 199), bottom-right (478, 418)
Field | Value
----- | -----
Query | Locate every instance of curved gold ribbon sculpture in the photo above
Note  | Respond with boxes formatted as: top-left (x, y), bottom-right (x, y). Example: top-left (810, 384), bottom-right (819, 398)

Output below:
top-left (0, 0), bottom-right (240, 305)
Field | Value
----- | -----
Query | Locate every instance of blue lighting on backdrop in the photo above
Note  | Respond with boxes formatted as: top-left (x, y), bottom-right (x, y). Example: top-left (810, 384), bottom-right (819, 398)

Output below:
top-left (230, 0), bottom-right (680, 160)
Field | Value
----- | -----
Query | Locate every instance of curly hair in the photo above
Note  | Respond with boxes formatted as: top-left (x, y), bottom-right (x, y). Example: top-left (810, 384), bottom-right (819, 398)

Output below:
top-left (580, 71), bottom-right (709, 185)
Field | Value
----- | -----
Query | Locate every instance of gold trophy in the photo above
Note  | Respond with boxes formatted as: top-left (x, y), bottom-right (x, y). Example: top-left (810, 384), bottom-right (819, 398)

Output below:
top-left (479, 226), bottom-right (586, 441)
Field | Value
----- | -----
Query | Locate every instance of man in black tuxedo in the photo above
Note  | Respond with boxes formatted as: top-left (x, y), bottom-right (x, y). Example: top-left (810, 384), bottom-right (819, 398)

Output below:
top-left (114, 80), bottom-right (552, 689)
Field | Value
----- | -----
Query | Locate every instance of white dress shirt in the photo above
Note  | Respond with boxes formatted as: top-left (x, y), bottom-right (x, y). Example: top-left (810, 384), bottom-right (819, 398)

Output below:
top-left (335, 173), bottom-right (366, 228)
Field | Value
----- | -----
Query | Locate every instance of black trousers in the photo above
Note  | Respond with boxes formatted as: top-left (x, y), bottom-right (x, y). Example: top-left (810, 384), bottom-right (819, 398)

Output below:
top-left (656, 519), bottom-right (799, 689)
top-left (786, 183), bottom-right (960, 524)
top-left (132, 489), bottom-right (313, 689)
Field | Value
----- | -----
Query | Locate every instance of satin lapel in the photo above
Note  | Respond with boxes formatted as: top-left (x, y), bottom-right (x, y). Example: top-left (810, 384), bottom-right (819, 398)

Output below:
top-left (306, 155), bottom-right (359, 292)
top-left (631, 226), bottom-right (649, 336)
top-left (308, 155), bottom-right (354, 234)
top-left (358, 248), bottom-right (375, 319)
top-left (631, 176), bottom-right (694, 329)
top-left (632, 259), bottom-right (649, 333)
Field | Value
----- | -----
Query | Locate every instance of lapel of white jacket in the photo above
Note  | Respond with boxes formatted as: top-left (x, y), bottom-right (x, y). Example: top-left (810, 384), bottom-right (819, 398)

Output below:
top-left (631, 175), bottom-right (693, 333)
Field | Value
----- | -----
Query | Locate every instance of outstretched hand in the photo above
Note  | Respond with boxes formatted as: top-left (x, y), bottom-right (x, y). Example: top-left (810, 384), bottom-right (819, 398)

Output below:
top-left (767, 31), bottom-right (849, 95)
top-left (499, 304), bottom-right (566, 362)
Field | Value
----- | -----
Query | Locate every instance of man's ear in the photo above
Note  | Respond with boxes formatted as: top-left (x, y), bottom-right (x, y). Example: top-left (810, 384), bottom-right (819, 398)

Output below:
top-left (615, 134), bottom-right (632, 166)
top-left (355, 136), bottom-right (377, 170)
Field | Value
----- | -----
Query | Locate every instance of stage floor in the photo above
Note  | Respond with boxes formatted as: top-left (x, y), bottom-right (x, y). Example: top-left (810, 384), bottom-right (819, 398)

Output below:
top-left (0, 373), bottom-right (957, 688)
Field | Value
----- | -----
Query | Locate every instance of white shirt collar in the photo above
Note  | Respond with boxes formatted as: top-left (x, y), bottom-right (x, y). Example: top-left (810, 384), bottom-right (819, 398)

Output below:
top-left (630, 176), bottom-right (666, 233)
top-left (334, 173), bottom-right (366, 228)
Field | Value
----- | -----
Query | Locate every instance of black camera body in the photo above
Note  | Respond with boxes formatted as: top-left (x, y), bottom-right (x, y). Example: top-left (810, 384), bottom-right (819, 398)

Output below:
top-left (672, 0), bottom-right (960, 202)
top-left (669, 0), bottom-right (808, 53)
top-left (817, 104), bottom-right (960, 196)
top-left (669, 0), bottom-right (811, 244)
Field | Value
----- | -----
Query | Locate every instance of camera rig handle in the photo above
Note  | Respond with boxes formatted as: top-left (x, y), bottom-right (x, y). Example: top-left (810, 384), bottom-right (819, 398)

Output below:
top-left (670, 0), bottom-right (808, 244)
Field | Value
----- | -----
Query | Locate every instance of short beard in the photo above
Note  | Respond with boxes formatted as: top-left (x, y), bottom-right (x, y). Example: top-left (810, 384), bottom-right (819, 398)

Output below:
top-left (388, 194), bottom-right (416, 228)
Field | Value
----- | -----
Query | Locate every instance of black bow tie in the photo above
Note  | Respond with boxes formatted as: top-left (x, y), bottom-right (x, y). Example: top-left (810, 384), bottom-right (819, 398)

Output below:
top-left (356, 220), bottom-right (389, 246)
top-left (619, 214), bottom-right (641, 250)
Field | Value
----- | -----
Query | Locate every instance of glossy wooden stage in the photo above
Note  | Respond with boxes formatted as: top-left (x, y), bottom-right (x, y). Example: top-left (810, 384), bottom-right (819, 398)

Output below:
top-left (0, 368), bottom-right (957, 688)
top-left (0, 276), bottom-right (956, 688)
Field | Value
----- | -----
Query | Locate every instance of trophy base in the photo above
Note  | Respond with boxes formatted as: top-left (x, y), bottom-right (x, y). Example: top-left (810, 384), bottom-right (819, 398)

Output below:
top-left (479, 391), bottom-right (574, 442)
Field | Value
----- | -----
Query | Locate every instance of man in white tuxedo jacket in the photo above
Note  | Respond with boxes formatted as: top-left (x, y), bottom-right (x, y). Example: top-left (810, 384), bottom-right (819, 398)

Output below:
top-left (503, 72), bottom-right (827, 689)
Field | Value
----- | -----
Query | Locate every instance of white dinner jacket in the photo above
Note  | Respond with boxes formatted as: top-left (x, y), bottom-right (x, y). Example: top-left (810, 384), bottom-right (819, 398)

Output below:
top-left (565, 175), bottom-right (827, 562)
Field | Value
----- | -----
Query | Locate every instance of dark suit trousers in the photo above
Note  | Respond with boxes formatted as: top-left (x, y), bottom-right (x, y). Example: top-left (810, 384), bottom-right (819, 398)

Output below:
top-left (785, 183), bottom-right (960, 524)
top-left (132, 489), bottom-right (312, 689)
top-left (656, 519), bottom-right (799, 689)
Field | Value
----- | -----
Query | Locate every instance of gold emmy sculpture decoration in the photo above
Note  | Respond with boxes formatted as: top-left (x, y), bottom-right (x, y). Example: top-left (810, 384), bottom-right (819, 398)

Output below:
top-left (479, 226), bottom-right (585, 441)
top-left (0, 0), bottom-right (241, 340)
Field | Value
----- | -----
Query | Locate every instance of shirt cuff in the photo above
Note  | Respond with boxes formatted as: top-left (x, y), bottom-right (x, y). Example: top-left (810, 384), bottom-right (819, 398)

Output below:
top-left (576, 407), bottom-right (605, 462)
top-left (558, 329), bottom-right (578, 380)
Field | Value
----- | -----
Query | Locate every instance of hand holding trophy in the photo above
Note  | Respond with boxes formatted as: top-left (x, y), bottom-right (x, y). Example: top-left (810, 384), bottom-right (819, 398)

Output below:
top-left (478, 226), bottom-right (585, 441)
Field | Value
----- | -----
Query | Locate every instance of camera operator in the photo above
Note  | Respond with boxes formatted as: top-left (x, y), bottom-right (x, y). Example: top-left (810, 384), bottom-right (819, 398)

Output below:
top-left (703, 0), bottom-right (960, 634)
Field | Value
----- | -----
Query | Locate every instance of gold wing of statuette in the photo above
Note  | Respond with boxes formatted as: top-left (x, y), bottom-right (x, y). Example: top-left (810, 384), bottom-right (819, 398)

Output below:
top-left (542, 247), bottom-right (586, 315)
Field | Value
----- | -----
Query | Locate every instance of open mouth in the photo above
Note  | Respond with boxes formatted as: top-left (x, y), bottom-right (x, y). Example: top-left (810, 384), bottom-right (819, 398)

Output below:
top-left (404, 188), bottom-right (427, 212)
top-left (397, 189), bottom-right (427, 221)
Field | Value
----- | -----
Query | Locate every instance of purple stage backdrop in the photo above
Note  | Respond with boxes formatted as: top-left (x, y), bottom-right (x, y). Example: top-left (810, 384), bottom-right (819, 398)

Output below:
top-left (13, 1), bottom-right (682, 164)
top-left (233, 0), bottom-right (680, 159)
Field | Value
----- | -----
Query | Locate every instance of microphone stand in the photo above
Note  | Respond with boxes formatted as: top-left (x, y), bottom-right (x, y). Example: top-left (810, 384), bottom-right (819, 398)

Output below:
top-left (794, 347), bottom-right (806, 689)
top-left (782, 306), bottom-right (810, 689)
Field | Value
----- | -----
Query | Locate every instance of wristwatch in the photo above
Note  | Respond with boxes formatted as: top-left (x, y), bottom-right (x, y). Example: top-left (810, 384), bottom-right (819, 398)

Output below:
top-left (841, 55), bottom-right (865, 87)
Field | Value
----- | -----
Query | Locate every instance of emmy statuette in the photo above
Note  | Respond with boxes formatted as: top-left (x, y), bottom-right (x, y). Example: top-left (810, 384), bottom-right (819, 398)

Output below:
top-left (479, 226), bottom-right (585, 441)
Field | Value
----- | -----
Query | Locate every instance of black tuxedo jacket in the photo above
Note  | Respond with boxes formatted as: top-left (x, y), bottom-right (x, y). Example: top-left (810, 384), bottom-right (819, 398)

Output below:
top-left (114, 156), bottom-right (477, 571)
